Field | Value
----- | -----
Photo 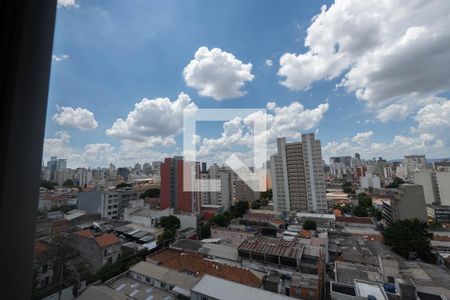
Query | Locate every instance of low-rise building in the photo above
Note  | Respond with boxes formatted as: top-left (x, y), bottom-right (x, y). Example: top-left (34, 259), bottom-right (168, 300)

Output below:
top-left (330, 280), bottom-right (388, 300)
top-left (33, 241), bottom-right (53, 289)
top-left (129, 261), bottom-right (200, 298)
top-left (211, 226), bottom-right (259, 247)
top-left (289, 272), bottom-right (321, 300)
top-left (71, 229), bottom-right (121, 270)
top-left (191, 274), bottom-right (297, 300)
top-left (238, 236), bottom-right (303, 269)
top-left (147, 248), bottom-right (264, 288)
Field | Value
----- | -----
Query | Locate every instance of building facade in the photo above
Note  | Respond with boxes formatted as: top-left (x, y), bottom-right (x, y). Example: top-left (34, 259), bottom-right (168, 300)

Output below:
top-left (160, 157), bottom-right (200, 214)
top-left (404, 155), bottom-right (427, 180)
top-left (270, 134), bottom-right (327, 213)
top-left (78, 188), bottom-right (141, 219)
top-left (383, 184), bottom-right (427, 225)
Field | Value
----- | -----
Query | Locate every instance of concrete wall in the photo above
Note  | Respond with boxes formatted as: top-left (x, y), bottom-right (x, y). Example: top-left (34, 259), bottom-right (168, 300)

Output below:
top-left (392, 184), bottom-right (427, 222)
top-left (437, 172), bottom-right (450, 206)
top-left (78, 191), bottom-right (102, 214)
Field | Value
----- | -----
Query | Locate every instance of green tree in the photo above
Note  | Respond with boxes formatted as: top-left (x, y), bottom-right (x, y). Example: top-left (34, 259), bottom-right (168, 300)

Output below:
top-left (303, 219), bottom-right (317, 230)
top-left (429, 220), bottom-right (444, 230)
top-left (116, 182), bottom-right (132, 188)
top-left (210, 213), bottom-right (229, 227)
top-left (160, 215), bottom-right (180, 231)
top-left (158, 229), bottom-right (175, 246)
top-left (230, 201), bottom-right (249, 218)
top-left (62, 179), bottom-right (75, 187)
top-left (44, 236), bottom-right (79, 300)
top-left (41, 180), bottom-right (57, 190)
top-left (199, 224), bottom-right (211, 239)
top-left (383, 219), bottom-right (434, 262)
top-left (368, 207), bottom-right (382, 220)
top-left (386, 177), bottom-right (405, 188)
top-left (140, 188), bottom-right (160, 198)
top-left (357, 193), bottom-right (372, 208)
top-left (261, 189), bottom-right (272, 200)
top-left (352, 205), bottom-right (369, 217)
top-left (251, 202), bottom-right (261, 209)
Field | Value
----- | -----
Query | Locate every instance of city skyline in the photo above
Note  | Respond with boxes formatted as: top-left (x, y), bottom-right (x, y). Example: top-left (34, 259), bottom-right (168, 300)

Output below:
top-left (46, 0), bottom-right (450, 169)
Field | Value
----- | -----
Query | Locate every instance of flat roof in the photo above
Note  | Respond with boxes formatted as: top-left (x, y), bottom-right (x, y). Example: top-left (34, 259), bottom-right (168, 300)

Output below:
top-left (170, 239), bottom-right (203, 252)
top-left (355, 280), bottom-right (388, 300)
top-left (290, 273), bottom-right (319, 289)
top-left (78, 286), bottom-right (128, 300)
top-left (238, 237), bottom-right (303, 259)
top-left (191, 275), bottom-right (297, 300)
top-left (109, 276), bottom-right (175, 300)
top-left (296, 212), bottom-right (336, 220)
top-left (129, 261), bottom-right (199, 293)
top-left (335, 261), bottom-right (383, 285)
top-left (199, 243), bottom-right (239, 261)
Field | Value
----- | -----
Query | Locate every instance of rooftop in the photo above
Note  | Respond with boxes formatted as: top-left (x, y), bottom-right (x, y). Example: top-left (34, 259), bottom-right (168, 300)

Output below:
top-left (130, 261), bottom-right (200, 294)
top-left (170, 239), bottom-right (203, 252)
top-left (296, 212), bottom-right (336, 220)
top-left (354, 280), bottom-right (388, 300)
top-left (335, 261), bottom-right (383, 285)
top-left (34, 241), bottom-right (49, 258)
top-left (290, 273), bottom-right (319, 289)
top-left (399, 261), bottom-right (450, 291)
top-left (238, 237), bottom-right (303, 259)
top-left (336, 216), bottom-right (374, 225)
top-left (199, 243), bottom-right (239, 262)
top-left (191, 274), bottom-right (297, 300)
top-left (109, 276), bottom-right (175, 300)
top-left (148, 249), bottom-right (263, 287)
top-left (74, 230), bottom-right (120, 248)
top-left (77, 286), bottom-right (128, 300)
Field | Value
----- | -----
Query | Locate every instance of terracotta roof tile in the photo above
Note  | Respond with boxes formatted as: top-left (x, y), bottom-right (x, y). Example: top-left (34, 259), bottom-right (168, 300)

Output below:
top-left (149, 249), bottom-right (262, 287)
top-left (74, 230), bottom-right (120, 248)
top-left (299, 230), bottom-right (312, 238)
top-left (95, 233), bottom-right (120, 248)
top-left (75, 229), bottom-right (94, 238)
top-left (34, 241), bottom-right (49, 257)
top-left (433, 234), bottom-right (450, 242)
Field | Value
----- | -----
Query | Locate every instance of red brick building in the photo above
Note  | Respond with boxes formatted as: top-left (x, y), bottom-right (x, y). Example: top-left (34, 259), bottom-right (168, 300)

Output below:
top-left (160, 157), bottom-right (200, 213)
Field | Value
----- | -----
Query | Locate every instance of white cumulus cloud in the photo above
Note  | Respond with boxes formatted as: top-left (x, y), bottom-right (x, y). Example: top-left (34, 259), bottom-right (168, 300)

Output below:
top-left (323, 131), bottom-right (446, 160)
top-left (416, 100), bottom-right (450, 135)
top-left (53, 106), bottom-right (98, 131)
top-left (58, 0), bottom-right (78, 8)
top-left (183, 47), bottom-right (254, 100)
top-left (106, 93), bottom-right (197, 144)
top-left (278, 0), bottom-right (450, 122)
top-left (196, 101), bottom-right (329, 163)
top-left (352, 131), bottom-right (373, 144)
top-left (265, 59), bottom-right (273, 67)
top-left (52, 54), bottom-right (69, 62)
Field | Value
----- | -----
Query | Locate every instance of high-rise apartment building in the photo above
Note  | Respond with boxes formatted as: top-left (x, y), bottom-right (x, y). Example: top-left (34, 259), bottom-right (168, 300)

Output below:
top-left (404, 155), bottom-right (427, 180)
top-left (56, 158), bottom-right (67, 171)
top-left (413, 171), bottom-right (440, 205)
top-left (382, 184), bottom-right (427, 225)
top-left (208, 164), bottom-right (232, 209)
top-left (436, 172), bottom-right (450, 206)
top-left (160, 157), bottom-right (200, 213)
top-left (270, 133), bottom-right (327, 213)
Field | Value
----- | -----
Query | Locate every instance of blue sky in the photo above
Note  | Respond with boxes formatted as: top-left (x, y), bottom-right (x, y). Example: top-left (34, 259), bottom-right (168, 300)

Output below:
top-left (45, 0), bottom-right (450, 167)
